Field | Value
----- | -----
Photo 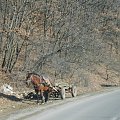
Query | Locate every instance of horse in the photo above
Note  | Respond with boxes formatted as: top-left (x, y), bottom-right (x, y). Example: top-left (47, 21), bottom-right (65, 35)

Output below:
top-left (25, 72), bottom-right (52, 104)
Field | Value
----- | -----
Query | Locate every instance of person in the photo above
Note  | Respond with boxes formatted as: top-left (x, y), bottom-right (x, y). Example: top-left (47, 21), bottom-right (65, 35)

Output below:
top-left (41, 76), bottom-right (52, 87)
top-left (42, 75), bottom-right (57, 91)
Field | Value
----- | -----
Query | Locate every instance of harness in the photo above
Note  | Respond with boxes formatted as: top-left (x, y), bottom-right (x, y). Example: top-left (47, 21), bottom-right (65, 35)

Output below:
top-left (30, 75), bottom-right (49, 91)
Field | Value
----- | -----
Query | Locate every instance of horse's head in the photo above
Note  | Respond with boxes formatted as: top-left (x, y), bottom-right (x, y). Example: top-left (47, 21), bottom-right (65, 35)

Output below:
top-left (25, 72), bottom-right (32, 87)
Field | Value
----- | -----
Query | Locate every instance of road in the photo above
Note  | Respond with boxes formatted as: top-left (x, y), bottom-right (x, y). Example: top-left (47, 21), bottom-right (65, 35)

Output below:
top-left (6, 89), bottom-right (120, 120)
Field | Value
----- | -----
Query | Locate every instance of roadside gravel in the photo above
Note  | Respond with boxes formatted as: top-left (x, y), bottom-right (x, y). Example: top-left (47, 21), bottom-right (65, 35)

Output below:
top-left (0, 87), bottom-right (119, 120)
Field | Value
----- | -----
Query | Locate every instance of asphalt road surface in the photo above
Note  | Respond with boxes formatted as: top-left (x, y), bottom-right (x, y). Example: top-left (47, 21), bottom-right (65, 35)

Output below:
top-left (7, 89), bottom-right (120, 120)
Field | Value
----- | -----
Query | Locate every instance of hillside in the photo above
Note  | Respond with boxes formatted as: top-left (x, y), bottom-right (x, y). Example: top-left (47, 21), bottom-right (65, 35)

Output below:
top-left (0, 0), bottom-right (120, 90)
top-left (0, 0), bottom-right (120, 113)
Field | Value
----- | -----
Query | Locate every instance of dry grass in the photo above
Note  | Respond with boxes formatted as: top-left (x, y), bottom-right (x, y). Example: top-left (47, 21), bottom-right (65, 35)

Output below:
top-left (0, 64), bottom-right (119, 115)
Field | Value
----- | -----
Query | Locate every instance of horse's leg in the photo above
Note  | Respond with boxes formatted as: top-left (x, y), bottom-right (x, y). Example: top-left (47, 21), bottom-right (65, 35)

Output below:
top-left (44, 90), bottom-right (49, 102)
top-left (34, 87), bottom-right (39, 104)
top-left (35, 90), bottom-right (40, 104)
top-left (40, 90), bottom-right (45, 104)
top-left (37, 93), bottom-right (40, 104)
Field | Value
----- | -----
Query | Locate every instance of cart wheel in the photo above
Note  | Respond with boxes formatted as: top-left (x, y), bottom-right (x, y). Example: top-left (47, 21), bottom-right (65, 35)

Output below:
top-left (71, 86), bottom-right (77, 97)
top-left (60, 88), bottom-right (65, 99)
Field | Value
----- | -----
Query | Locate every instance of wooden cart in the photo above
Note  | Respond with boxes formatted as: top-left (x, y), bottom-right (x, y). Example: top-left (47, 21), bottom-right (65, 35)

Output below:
top-left (51, 82), bottom-right (77, 99)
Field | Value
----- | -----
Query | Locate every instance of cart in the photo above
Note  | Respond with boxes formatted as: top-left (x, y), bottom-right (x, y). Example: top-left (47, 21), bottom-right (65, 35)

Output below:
top-left (51, 82), bottom-right (77, 99)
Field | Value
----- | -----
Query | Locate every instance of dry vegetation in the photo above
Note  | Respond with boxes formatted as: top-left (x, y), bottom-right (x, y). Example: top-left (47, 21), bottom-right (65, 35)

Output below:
top-left (0, 0), bottom-right (120, 115)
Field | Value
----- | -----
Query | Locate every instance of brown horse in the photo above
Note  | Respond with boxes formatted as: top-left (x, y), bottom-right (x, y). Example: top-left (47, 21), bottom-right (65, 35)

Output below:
top-left (25, 72), bottom-right (52, 104)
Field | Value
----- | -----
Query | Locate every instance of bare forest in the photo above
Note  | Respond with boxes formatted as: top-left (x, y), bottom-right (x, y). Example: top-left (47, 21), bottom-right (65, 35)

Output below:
top-left (0, 0), bottom-right (120, 89)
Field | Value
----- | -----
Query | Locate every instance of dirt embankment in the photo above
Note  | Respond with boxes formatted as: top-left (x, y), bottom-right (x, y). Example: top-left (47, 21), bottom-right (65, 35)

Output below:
top-left (0, 69), bottom-right (119, 118)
